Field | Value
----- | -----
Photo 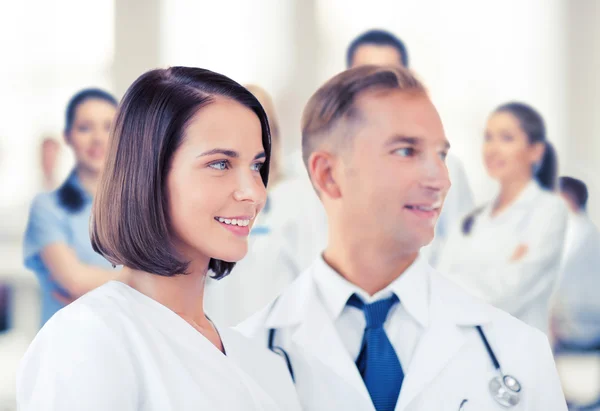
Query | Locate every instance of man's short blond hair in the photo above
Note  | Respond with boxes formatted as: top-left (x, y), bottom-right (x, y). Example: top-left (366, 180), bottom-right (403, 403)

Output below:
top-left (301, 65), bottom-right (426, 167)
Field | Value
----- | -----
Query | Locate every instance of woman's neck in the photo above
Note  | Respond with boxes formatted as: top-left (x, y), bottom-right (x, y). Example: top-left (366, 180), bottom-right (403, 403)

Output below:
top-left (118, 260), bottom-right (223, 352)
top-left (75, 166), bottom-right (101, 196)
top-left (493, 177), bottom-right (531, 216)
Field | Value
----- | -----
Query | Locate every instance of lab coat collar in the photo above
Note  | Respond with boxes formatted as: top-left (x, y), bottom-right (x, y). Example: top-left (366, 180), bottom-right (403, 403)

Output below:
top-left (396, 267), bottom-right (492, 410)
top-left (484, 179), bottom-right (543, 218)
top-left (311, 254), bottom-right (430, 328)
top-left (263, 258), bottom-right (494, 410)
top-left (263, 257), bottom-right (490, 329)
top-left (264, 261), bottom-right (373, 404)
top-left (263, 268), bottom-right (314, 329)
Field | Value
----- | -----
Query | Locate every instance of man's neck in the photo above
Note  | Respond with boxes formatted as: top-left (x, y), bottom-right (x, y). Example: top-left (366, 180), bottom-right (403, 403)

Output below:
top-left (323, 238), bottom-right (418, 296)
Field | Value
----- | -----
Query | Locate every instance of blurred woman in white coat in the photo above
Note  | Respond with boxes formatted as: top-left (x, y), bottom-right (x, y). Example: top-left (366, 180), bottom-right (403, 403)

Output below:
top-left (436, 102), bottom-right (568, 335)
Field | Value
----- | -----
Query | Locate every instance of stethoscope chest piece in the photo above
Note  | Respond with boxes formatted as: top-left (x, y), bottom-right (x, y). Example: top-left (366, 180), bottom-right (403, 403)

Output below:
top-left (489, 374), bottom-right (521, 407)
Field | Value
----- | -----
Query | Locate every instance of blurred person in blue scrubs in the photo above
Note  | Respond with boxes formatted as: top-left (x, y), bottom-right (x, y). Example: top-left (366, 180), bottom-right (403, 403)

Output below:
top-left (552, 176), bottom-right (600, 351)
top-left (23, 88), bottom-right (119, 326)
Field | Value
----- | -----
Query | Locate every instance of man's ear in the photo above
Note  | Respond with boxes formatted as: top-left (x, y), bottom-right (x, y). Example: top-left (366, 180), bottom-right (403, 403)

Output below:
top-left (308, 150), bottom-right (342, 199)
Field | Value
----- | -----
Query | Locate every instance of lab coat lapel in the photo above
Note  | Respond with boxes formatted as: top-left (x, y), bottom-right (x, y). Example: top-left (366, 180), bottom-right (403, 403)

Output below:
top-left (291, 283), bottom-right (373, 405)
top-left (396, 271), bottom-right (491, 411)
top-left (263, 270), bottom-right (373, 406)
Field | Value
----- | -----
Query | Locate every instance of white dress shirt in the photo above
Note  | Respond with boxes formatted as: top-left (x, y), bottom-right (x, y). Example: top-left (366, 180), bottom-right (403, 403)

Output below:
top-left (312, 255), bottom-right (430, 370)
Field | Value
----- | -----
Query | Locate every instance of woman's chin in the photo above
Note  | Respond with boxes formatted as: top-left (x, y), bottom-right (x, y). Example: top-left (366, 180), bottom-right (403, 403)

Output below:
top-left (213, 246), bottom-right (248, 264)
top-left (78, 159), bottom-right (105, 175)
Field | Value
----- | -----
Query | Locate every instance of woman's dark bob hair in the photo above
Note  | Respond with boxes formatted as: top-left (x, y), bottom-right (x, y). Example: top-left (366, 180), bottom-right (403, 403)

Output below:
top-left (90, 67), bottom-right (271, 279)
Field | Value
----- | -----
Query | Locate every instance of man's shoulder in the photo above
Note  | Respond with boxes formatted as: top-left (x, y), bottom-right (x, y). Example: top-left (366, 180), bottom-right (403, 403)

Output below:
top-left (430, 269), bottom-right (548, 342)
top-left (237, 266), bottom-right (315, 337)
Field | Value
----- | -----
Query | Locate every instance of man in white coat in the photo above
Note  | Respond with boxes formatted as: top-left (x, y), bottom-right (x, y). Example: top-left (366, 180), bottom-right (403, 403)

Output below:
top-left (239, 65), bottom-right (567, 410)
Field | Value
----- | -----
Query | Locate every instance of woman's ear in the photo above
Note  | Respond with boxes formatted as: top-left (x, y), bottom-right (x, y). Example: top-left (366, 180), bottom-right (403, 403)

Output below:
top-left (531, 141), bottom-right (546, 164)
top-left (308, 150), bottom-right (342, 199)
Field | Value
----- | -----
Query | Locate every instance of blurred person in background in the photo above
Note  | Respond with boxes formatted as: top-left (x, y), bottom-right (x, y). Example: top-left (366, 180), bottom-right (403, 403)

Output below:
top-left (436, 102), bottom-right (568, 335)
top-left (40, 137), bottom-right (61, 191)
top-left (23, 88), bottom-right (119, 326)
top-left (552, 176), bottom-right (600, 351)
top-left (205, 84), bottom-right (300, 326)
top-left (17, 67), bottom-right (301, 411)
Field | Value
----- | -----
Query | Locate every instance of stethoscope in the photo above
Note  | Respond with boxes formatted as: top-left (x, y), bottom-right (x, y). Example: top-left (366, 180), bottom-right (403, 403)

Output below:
top-left (475, 325), bottom-right (522, 407)
top-left (268, 325), bottom-right (522, 408)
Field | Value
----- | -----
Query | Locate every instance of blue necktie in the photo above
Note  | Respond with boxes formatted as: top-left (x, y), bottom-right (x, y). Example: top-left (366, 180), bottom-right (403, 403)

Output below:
top-left (348, 294), bottom-right (404, 411)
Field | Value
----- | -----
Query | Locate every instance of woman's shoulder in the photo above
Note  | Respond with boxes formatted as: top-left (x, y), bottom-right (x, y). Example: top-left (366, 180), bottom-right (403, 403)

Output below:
top-left (18, 283), bottom-right (138, 381)
top-left (17, 283), bottom-right (141, 409)
top-left (32, 282), bottom-right (138, 347)
top-left (28, 190), bottom-right (62, 216)
top-left (535, 187), bottom-right (569, 216)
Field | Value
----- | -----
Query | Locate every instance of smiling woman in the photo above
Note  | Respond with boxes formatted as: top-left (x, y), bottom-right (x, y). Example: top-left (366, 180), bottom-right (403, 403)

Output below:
top-left (16, 67), bottom-right (301, 411)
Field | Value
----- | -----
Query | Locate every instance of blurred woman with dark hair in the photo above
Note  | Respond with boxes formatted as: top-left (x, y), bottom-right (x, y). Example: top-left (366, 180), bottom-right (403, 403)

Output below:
top-left (23, 88), bottom-right (119, 326)
top-left (437, 102), bottom-right (568, 335)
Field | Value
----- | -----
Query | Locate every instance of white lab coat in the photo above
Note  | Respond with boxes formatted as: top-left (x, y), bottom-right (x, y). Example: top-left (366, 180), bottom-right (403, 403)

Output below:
top-left (436, 180), bottom-right (568, 334)
top-left (17, 281), bottom-right (301, 411)
top-left (238, 258), bottom-right (567, 411)
top-left (552, 212), bottom-right (600, 349)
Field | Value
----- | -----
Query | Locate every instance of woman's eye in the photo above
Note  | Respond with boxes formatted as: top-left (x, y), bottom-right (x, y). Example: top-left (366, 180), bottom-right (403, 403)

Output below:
top-left (209, 160), bottom-right (229, 171)
top-left (502, 134), bottom-right (514, 142)
top-left (251, 162), bottom-right (265, 172)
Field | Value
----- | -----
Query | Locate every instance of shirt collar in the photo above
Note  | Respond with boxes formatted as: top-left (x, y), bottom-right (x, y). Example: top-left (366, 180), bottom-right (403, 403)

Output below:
top-left (66, 169), bottom-right (93, 202)
top-left (312, 253), bottom-right (430, 327)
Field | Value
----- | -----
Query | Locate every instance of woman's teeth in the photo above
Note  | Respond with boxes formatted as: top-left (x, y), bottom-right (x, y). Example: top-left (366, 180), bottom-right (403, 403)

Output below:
top-left (216, 217), bottom-right (250, 227)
